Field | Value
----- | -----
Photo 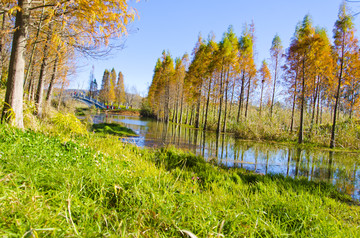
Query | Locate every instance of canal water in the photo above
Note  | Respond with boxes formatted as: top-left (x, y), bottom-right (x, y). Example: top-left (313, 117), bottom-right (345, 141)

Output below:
top-left (92, 113), bottom-right (360, 201)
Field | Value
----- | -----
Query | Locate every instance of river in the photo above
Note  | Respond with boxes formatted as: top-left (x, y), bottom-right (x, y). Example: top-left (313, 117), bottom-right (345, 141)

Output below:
top-left (92, 113), bottom-right (360, 201)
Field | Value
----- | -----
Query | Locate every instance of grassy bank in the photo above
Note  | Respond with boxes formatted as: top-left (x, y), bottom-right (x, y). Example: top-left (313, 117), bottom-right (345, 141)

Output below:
top-left (92, 123), bottom-right (138, 137)
top-left (0, 121), bottom-right (359, 237)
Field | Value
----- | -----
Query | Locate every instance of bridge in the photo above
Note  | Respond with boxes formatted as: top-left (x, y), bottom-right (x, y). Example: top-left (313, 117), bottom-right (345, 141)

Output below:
top-left (72, 94), bottom-right (107, 109)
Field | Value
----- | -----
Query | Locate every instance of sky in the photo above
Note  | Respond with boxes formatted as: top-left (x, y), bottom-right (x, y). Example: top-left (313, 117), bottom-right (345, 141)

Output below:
top-left (69, 0), bottom-right (360, 96)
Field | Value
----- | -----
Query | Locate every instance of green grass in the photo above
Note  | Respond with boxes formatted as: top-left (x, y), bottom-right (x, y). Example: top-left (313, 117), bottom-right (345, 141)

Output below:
top-left (0, 123), bottom-right (359, 237)
top-left (91, 123), bottom-right (138, 137)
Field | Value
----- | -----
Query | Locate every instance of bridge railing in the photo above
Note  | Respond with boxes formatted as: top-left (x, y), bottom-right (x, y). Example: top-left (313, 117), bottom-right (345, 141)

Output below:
top-left (72, 94), bottom-right (106, 109)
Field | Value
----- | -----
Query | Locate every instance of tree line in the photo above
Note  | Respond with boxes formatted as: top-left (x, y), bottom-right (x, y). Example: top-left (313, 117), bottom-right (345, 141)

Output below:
top-left (96, 68), bottom-right (126, 106)
top-left (146, 3), bottom-right (360, 148)
top-left (0, 0), bottom-right (138, 128)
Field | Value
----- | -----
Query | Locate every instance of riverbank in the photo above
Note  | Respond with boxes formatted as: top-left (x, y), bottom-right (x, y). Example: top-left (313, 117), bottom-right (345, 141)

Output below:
top-left (0, 114), bottom-right (359, 236)
top-left (76, 106), bottom-right (140, 117)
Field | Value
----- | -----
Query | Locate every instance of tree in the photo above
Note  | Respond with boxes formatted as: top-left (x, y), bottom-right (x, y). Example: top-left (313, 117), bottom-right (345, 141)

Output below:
top-left (109, 68), bottom-right (116, 104)
top-left (115, 71), bottom-right (126, 106)
top-left (237, 28), bottom-right (255, 122)
top-left (88, 66), bottom-right (97, 98)
top-left (330, 2), bottom-right (357, 148)
top-left (295, 15), bottom-right (316, 144)
top-left (269, 34), bottom-right (283, 117)
top-left (1, 0), bottom-right (138, 128)
top-left (99, 69), bottom-right (110, 103)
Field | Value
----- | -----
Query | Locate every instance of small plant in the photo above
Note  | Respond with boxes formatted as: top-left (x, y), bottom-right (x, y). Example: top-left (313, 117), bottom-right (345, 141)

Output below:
top-left (51, 112), bottom-right (88, 137)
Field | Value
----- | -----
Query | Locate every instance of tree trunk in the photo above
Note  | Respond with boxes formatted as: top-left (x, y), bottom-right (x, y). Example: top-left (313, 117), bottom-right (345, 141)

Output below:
top-left (194, 82), bottom-right (202, 129)
top-left (35, 29), bottom-right (52, 118)
top-left (1, 0), bottom-right (30, 128)
top-left (0, 14), bottom-right (6, 80)
top-left (217, 66), bottom-right (224, 134)
top-left (222, 70), bottom-right (229, 133)
top-left (228, 76), bottom-right (236, 122)
top-left (184, 106), bottom-right (189, 125)
top-left (24, 5), bottom-right (45, 90)
top-left (57, 81), bottom-right (65, 111)
top-left (270, 57), bottom-right (278, 117)
top-left (203, 77), bottom-right (212, 131)
top-left (259, 81), bottom-right (264, 116)
top-left (330, 34), bottom-right (345, 149)
top-left (298, 56), bottom-right (306, 144)
top-left (179, 92), bottom-right (184, 124)
top-left (309, 75), bottom-right (319, 135)
top-left (245, 76), bottom-right (252, 119)
top-left (290, 69), bottom-right (298, 132)
top-left (316, 91), bottom-right (321, 127)
top-left (45, 54), bottom-right (59, 107)
top-left (236, 72), bottom-right (245, 122)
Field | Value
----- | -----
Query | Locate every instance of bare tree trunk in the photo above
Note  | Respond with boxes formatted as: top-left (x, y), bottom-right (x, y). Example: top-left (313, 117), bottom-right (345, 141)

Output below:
top-left (24, 4), bottom-right (45, 90)
top-left (309, 75), bottom-right (319, 135)
top-left (45, 53), bottom-right (59, 108)
top-left (203, 77), bottom-right (212, 131)
top-left (194, 82), bottom-right (202, 129)
top-left (222, 70), bottom-right (229, 133)
top-left (35, 29), bottom-right (52, 118)
top-left (290, 69), bottom-right (298, 132)
top-left (217, 66), bottom-right (224, 134)
top-left (27, 67), bottom-right (35, 101)
top-left (245, 76), bottom-right (252, 119)
top-left (184, 106), bottom-right (189, 125)
top-left (228, 76), bottom-right (236, 122)
top-left (259, 81), bottom-right (264, 116)
top-left (236, 72), bottom-right (245, 122)
top-left (0, 14), bottom-right (6, 80)
top-left (179, 93), bottom-right (184, 124)
top-left (270, 56), bottom-right (278, 117)
top-left (298, 57), bottom-right (306, 144)
top-left (316, 91), bottom-right (321, 127)
top-left (57, 81), bottom-right (65, 111)
top-left (1, 0), bottom-right (30, 128)
top-left (330, 34), bottom-right (345, 149)
top-left (189, 105), bottom-right (195, 126)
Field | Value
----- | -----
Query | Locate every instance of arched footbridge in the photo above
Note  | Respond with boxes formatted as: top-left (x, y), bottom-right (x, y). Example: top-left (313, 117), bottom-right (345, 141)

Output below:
top-left (72, 94), bottom-right (106, 109)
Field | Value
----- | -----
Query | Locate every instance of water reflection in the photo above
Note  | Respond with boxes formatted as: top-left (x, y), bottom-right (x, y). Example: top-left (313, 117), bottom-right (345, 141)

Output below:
top-left (92, 114), bottom-right (360, 201)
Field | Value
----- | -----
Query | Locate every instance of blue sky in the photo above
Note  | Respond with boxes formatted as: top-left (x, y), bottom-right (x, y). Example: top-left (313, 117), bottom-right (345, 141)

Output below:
top-left (70, 0), bottom-right (360, 95)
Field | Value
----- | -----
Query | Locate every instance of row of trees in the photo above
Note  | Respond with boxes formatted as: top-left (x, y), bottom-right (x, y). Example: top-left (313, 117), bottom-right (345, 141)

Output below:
top-left (98, 68), bottom-right (126, 106)
top-left (146, 3), bottom-right (360, 148)
top-left (0, 0), bottom-right (138, 128)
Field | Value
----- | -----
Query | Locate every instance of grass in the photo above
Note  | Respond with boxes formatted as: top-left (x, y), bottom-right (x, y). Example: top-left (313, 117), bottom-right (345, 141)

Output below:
top-left (0, 121), bottom-right (359, 237)
top-left (92, 123), bottom-right (138, 137)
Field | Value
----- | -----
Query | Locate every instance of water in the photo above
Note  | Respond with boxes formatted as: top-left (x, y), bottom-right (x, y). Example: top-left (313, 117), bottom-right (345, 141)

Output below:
top-left (92, 113), bottom-right (360, 201)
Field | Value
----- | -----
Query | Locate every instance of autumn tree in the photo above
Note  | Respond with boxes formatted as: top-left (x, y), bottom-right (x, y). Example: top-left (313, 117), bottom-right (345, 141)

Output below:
top-left (99, 69), bottom-right (111, 103)
top-left (1, 0), bottom-right (138, 128)
top-left (237, 28), bottom-right (255, 122)
top-left (115, 71), bottom-right (126, 106)
top-left (147, 51), bottom-right (174, 121)
top-left (294, 15), bottom-right (316, 144)
top-left (330, 2), bottom-right (357, 148)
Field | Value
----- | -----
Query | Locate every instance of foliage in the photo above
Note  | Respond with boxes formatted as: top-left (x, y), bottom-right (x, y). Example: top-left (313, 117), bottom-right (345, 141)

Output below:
top-left (140, 99), bottom-right (156, 118)
top-left (51, 112), bottom-right (88, 137)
